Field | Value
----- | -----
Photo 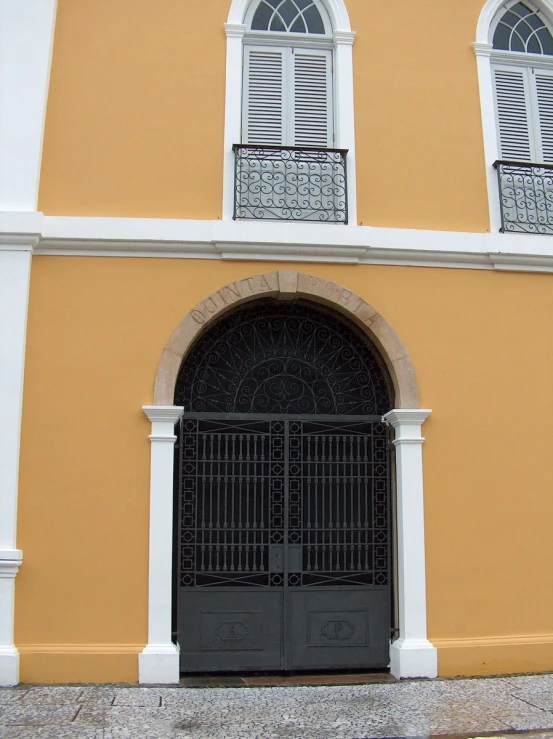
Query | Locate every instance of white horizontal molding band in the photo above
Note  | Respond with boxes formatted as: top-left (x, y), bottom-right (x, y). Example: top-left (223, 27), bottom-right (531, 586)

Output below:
top-left (6, 212), bottom-right (553, 272)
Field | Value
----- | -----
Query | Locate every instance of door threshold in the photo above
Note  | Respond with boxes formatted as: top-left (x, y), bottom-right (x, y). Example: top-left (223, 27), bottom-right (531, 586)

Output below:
top-left (179, 671), bottom-right (396, 688)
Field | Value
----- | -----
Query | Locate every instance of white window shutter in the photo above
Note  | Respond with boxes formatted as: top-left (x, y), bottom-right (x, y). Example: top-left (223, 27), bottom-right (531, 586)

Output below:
top-left (243, 46), bottom-right (286, 145)
top-left (533, 69), bottom-right (553, 163)
top-left (492, 65), bottom-right (535, 161)
top-left (292, 48), bottom-right (333, 148)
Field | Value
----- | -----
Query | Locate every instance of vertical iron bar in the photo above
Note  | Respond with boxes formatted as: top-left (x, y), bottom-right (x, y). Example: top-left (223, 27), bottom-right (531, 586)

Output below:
top-left (350, 437), bottom-right (355, 528)
top-left (496, 162), bottom-right (506, 233)
top-left (233, 145), bottom-right (238, 220)
top-left (343, 151), bottom-right (349, 225)
top-left (283, 420), bottom-right (290, 669)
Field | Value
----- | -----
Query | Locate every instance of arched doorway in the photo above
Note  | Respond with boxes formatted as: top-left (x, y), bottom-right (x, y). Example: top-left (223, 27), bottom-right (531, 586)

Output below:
top-left (173, 299), bottom-right (394, 672)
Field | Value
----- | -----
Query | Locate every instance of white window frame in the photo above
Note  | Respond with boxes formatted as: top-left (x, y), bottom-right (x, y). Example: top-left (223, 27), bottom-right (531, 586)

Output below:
top-left (474, 0), bottom-right (553, 231)
top-left (223, 0), bottom-right (357, 223)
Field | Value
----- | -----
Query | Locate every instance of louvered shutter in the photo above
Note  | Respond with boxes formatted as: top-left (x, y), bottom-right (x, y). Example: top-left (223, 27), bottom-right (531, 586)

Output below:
top-left (292, 48), bottom-right (333, 147)
top-left (243, 46), bottom-right (286, 145)
top-left (492, 64), bottom-right (535, 161)
top-left (534, 69), bottom-right (553, 163)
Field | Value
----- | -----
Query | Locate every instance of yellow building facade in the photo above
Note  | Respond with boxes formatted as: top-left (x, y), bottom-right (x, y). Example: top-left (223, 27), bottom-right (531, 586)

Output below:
top-left (1, 0), bottom-right (553, 685)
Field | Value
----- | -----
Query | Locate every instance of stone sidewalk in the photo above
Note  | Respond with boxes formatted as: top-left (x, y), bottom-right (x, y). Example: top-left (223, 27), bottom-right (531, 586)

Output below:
top-left (1, 673), bottom-right (553, 739)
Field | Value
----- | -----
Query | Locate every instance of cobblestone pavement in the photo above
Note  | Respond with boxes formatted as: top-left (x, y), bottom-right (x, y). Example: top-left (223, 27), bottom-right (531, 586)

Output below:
top-left (1, 673), bottom-right (553, 739)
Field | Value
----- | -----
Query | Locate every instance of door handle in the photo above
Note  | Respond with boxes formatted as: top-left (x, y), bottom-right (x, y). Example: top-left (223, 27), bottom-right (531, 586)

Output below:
top-left (269, 544), bottom-right (284, 573)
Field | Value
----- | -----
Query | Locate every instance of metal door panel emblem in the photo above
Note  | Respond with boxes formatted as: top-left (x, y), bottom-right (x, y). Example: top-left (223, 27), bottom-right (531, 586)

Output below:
top-left (200, 611), bottom-right (263, 651)
top-left (308, 610), bottom-right (368, 648)
top-left (216, 622), bottom-right (249, 641)
top-left (322, 620), bottom-right (355, 640)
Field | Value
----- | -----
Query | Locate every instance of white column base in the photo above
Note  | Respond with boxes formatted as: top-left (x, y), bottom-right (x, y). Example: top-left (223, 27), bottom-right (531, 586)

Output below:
top-left (0, 550), bottom-right (23, 686)
top-left (0, 646), bottom-right (20, 686)
top-left (390, 638), bottom-right (438, 679)
top-left (138, 644), bottom-right (180, 684)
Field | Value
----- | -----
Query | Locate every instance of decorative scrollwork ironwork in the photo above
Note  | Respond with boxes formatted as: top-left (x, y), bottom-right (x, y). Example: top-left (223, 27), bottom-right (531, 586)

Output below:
top-left (175, 302), bottom-right (392, 415)
top-left (178, 418), bottom-right (390, 588)
top-left (233, 144), bottom-right (348, 223)
top-left (495, 160), bottom-right (553, 234)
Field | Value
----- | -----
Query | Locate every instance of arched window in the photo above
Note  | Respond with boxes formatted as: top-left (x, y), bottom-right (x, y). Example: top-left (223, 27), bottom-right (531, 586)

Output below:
top-left (492, 1), bottom-right (553, 53)
top-left (491, 1), bottom-right (553, 162)
top-left (223, 0), bottom-right (356, 224)
top-left (250, 0), bottom-right (329, 34)
top-left (242, 0), bottom-right (334, 148)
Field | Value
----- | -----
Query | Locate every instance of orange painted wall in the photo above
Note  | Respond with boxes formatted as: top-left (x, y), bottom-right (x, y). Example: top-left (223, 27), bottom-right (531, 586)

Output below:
top-left (38, 0), bottom-right (228, 220)
top-left (38, 0), bottom-right (489, 231)
top-left (17, 258), bottom-right (553, 680)
top-left (349, 0), bottom-right (489, 231)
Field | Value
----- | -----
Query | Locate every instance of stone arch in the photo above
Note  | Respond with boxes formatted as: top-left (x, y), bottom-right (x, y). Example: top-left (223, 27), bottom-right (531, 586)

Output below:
top-left (153, 271), bottom-right (419, 408)
top-left (227, 0), bottom-right (352, 31)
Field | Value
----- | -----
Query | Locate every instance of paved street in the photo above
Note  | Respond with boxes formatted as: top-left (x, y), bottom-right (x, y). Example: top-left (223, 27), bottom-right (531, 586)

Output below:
top-left (1, 673), bottom-right (553, 739)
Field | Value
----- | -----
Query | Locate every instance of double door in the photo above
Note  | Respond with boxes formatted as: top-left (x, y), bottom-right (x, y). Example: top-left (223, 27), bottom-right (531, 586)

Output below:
top-left (176, 416), bottom-right (391, 672)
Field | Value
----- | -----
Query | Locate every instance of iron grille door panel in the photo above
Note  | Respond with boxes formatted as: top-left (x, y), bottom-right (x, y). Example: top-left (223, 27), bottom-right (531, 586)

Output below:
top-left (287, 419), bottom-right (390, 669)
top-left (177, 416), bottom-right (390, 672)
top-left (288, 420), bottom-right (389, 587)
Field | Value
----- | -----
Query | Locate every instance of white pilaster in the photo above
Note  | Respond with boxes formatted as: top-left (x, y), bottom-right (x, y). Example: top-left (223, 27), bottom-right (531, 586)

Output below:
top-left (139, 406), bottom-right (184, 684)
top-left (473, 42), bottom-right (501, 234)
top-left (0, 0), bottom-right (58, 211)
top-left (0, 550), bottom-right (23, 686)
top-left (384, 409), bottom-right (437, 679)
top-left (222, 23), bottom-right (246, 221)
top-left (0, 0), bottom-right (57, 685)
top-left (333, 30), bottom-right (357, 225)
top-left (0, 232), bottom-right (37, 686)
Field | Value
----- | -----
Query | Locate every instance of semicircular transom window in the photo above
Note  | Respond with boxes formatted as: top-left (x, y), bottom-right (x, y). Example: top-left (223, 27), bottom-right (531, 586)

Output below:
top-left (175, 302), bottom-right (392, 415)
top-left (493, 1), bottom-right (553, 55)
top-left (250, 0), bottom-right (327, 34)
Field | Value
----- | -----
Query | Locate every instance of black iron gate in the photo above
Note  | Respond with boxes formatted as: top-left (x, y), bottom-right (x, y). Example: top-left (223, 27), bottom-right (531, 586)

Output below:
top-left (176, 414), bottom-right (391, 672)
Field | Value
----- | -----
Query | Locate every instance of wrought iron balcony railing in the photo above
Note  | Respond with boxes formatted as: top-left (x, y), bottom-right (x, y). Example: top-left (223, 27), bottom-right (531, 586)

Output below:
top-left (233, 144), bottom-right (348, 223)
top-left (495, 160), bottom-right (553, 234)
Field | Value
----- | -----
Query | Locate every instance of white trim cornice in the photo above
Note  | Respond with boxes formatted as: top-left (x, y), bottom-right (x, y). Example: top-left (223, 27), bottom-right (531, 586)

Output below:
top-left (384, 409), bottom-right (432, 428)
top-left (333, 30), bottom-right (355, 45)
top-left (472, 42), bottom-right (493, 57)
top-left (0, 211), bottom-right (44, 250)
top-left (23, 214), bottom-right (553, 273)
top-left (224, 23), bottom-right (246, 38)
top-left (0, 238), bottom-right (38, 252)
top-left (487, 48), bottom-right (553, 69)
top-left (142, 406), bottom-right (184, 424)
top-left (0, 550), bottom-right (23, 579)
